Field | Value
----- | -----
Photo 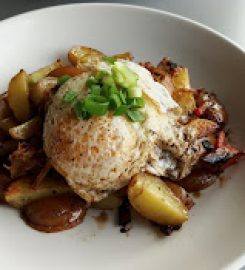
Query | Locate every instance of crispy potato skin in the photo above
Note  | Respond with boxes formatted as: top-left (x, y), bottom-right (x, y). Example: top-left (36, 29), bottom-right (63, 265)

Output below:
top-left (4, 176), bottom-right (72, 208)
top-left (7, 70), bottom-right (31, 122)
top-left (128, 173), bottom-right (188, 225)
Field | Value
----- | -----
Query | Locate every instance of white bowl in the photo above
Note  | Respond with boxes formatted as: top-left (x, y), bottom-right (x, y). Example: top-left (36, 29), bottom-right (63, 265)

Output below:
top-left (0, 4), bottom-right (245, 270)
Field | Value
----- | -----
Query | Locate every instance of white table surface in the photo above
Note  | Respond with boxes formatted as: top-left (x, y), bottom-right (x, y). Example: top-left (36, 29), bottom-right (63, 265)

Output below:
top-left (0, 0), bottom-right (244, 269)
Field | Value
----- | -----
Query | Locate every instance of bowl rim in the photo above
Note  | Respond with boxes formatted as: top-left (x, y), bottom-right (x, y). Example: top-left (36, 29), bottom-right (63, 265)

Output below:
top-left (0, 2), bottom-right (244, 56)
top-left (0, 3), bottom-right (244, 269)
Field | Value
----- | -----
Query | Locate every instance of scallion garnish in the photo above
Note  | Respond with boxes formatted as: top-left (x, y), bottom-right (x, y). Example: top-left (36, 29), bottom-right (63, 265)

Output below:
top-left (58, 75), bottom-right (71, 85)
top-left (84, 95), bottom-right (109, 116)
top-left (63, 89), bottom-right (78, 103)
top-left (127, 97), bottom-right (145, 108)
top-left (114, 105), bottom-right (129, 116)
top-left (89, 84), bottom-right (101, 95)
top-left (126, 110), bottom-right (145, 122)
top-left (69, 60), bottom-right (146, 122)
top-left (110, 93), bottom-right (121, 109)
top-left (102, 56), bottom-right (116, 65)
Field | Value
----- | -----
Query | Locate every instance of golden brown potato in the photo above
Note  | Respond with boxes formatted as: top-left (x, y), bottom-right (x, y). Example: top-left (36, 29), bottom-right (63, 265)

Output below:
top-left (92, 194), bottom-right (123, 210)
top-left (7, 70), bottom-right (31, 122)
top-left (0, 117), bottom-right (18, 133)
top-left (49, 66), bottom-right (85, 77)
top-left (30, 77), bottom-right (57, 106)
top-left (68, 46), bottom-right (103, 68)
top-left (128, 173), bottom-right (188, 225)
top-left (4, 176), bottom-right (72, 208)
top-left (172, 89), bottom-right (196, 115)
top-left (172, 67), bottom-right (190, 89)
top-left (29, 59), bottom-right (64, 84)
top-left (9, 116), bottom-right (41, 140)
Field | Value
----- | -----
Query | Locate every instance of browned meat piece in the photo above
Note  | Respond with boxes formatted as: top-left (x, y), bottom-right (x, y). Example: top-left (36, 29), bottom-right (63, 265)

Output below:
top-left (9, 142), bottom-right (45, 178)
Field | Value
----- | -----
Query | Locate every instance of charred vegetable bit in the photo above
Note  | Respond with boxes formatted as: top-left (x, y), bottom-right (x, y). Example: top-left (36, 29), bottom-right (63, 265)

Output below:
top-left (118, 198), bottom-right (131, 233)
top-left (159, 224), bottom-right (182, 236)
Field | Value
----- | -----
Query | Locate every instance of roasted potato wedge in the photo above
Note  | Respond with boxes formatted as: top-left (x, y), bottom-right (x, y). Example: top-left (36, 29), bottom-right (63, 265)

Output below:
top-left (49, 66), bottom-right (85, 77)
top-left (4, 176), bottom-right (72, 208)
top-left (128, 173), bottom-right (188, 225)
top-left (30, 77), bottom-right (57, 105)
top-left (172, 89), bottom-right (196, 114)
top-left (92, 194), bottom-right (123, 210)
top-left (68, 46), bottom-right (103, 68)
top-left (9, 116), bottom-right (41, 140)
top-left (7, 70), bottom-right (31, 122)
top-left (0, 117), bottom-right (18, 133)
top-left (172, 67), bottom-right (190, 89)
top-left (29, 59), bottom-right (64, 84)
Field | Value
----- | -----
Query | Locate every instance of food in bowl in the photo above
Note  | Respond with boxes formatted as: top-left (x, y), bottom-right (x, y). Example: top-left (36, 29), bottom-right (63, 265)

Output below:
top-left (0, 46), bottom-right (243, 234)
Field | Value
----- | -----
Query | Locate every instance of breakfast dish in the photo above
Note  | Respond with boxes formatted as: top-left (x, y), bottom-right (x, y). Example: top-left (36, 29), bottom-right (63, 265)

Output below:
top-left (0, 46), bottom-right (243, 234)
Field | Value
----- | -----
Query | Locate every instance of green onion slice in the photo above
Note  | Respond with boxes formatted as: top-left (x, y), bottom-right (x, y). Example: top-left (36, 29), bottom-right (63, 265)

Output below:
top-left (114, 105), bottom-right (129, 116)
top-left (63, 90), bottom-right (78, 103)
top-left (126, 110), bottom-right (145, 122)
top-left (58, 75), bottom-right (71, 85)
top-left (109, 93), bottom-right (121, 109)
top-left (84, 95), bottom-right (109, 116)
top-left (102, 56), bottom-right (116, 65)
top-left (127, 97), bottom-right (145, 108)
top-left (74, 101), bottom-right (89, 119)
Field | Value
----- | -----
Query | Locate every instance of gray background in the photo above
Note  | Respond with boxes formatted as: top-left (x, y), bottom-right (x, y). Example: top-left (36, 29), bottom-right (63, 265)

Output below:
top-left (0, 0), bottom-right (244, 269)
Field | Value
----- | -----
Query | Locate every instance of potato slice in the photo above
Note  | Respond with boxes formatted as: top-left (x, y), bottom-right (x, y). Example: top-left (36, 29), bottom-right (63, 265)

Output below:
top-left (9, 116), bottom-right (41, 140)
top-left (68, 46), bottom-right (103, 68)
top-left (7, 70), bottom-right (31, 122)
top-left (49, 66), bottom-right (85, 77)
top-left (92, 194), bottom-right (123, 210)
top-left (172, 67), bottom-right (190, 89)
top-left (29, 59), bottom-right (64, 84)
top-left (30, 77), bottom-right (57, 105)
top-left (4, 176), bottom-right (72, 208)
top-left (172, 89), bottom-right (196, 114)
top-left (128, 173), bottom-right (188, 225)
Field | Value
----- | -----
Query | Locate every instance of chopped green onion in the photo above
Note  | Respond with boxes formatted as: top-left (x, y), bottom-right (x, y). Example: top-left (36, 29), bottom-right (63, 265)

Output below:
top-left (84, 95), bottom-right (109, 116)
top-left (102, 56), bottom-right (116, 65)
top-left (112, 62), bottom-right (138, 89)
top-left (95, 70), bottom-right (109, 81)
top-left (127, 97), bottom-right (145, 108)
top-left (74, 101), bottom-right (89, 119)
top-left (58, 75), bottom-right (71, 85)
top-left (127, 87), bottom-right (142, 98)
top-left (89, 84), bottom-right (101, 95)
top-left (126, 110), bottom-right (145, 122)
top-left (110, 94), bottom-right (121, 109)
top-left (114, 105), bottom-right (129, 116)
top-left (119, 89), bottom-right (127, 104)
top-left (102, 75), bottom-right (116, 87)
top-left (86, 77), bottom-right (98, 88)
top-left (63, 90), bottom-right (78, 103)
